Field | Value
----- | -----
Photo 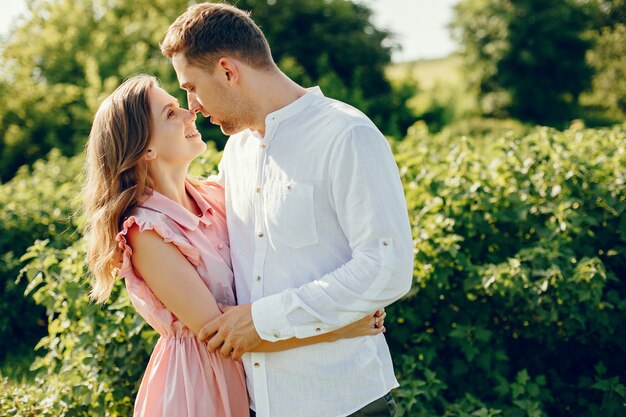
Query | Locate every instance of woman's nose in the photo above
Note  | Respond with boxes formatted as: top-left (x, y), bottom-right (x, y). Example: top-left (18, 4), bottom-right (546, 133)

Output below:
top-left (183, 108), bottom-right (197, 124)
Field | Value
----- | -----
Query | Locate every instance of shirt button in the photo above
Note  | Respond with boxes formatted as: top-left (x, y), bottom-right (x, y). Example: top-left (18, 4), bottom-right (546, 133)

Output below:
top-left (217, 243), bottom-right (224, 250)
top-left (254, 362), bottom-right (260, 368)
top-left (260, 143), bottom-right (266, 149)
top-left (315, 327), bottom-right (321, 333)
top-left (257, 232), bottom-right (264, 238)
top-left (256, 276), bottom-right (262, 281)
top-left (256, 186), bottom-right (261, 193)
top-left (383, 240), bottom-right (389, 246)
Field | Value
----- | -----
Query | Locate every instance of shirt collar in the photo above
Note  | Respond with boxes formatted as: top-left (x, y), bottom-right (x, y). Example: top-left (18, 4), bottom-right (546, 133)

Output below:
top-left (264, 86), bottom-right (324, 125)
top-left (139, 180), bottom-right (213, 231)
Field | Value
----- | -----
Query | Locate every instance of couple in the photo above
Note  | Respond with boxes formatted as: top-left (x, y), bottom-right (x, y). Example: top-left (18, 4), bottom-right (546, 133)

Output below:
top-left (83, 3), bottom-right (414, 417)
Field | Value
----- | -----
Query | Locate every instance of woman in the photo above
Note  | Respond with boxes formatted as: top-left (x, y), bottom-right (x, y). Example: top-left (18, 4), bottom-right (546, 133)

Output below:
top-left (82, 74), bottom-right (386, 417)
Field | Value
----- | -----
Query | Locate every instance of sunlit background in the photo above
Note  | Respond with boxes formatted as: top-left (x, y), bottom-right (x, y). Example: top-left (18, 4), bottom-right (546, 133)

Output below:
top-left (1, 0), bottom-right (459, 61)
top-left (0, 1), bottom-right (624, 416)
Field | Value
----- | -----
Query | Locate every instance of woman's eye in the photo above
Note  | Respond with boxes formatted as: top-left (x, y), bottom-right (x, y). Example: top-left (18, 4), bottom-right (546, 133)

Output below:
top-left (167, 110), bottom-right (175, 119)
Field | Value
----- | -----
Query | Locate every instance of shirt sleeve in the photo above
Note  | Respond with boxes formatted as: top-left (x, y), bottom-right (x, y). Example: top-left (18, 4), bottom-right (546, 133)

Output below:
top-left (251, 124), bottom-right (414, 341)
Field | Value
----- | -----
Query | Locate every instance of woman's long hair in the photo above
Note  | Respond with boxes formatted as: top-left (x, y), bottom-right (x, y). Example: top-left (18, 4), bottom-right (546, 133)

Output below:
top-left (83, 74), bottom-right (157, 303)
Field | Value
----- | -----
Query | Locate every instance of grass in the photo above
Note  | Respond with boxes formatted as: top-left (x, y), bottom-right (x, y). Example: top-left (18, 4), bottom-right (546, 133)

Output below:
top-left (386, 54), bottom-right (476, 127)
top-left (387, 54), bottom-right (464, 90)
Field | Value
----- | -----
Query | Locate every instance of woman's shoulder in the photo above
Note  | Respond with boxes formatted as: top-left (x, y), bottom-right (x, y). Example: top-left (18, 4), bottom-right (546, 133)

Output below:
top-left (117, 207), bottom-right (200, 267)
top-left (124, 205), bottom-right (181, 233)
top-left (192, 178), bottom-right (224, 197)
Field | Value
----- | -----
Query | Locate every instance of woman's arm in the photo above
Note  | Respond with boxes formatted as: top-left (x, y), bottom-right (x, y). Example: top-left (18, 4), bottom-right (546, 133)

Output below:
top-left (251, 310), bottom-right (386, 353)
top-left (126, 227), bottom-right (222, 336)
top-left (128, 226), bottom-right (386, 352)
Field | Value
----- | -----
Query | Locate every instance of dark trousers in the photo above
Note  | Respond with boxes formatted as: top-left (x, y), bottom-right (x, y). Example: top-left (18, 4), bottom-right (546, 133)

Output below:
top-left (249, 392), bottom-right (396, 417)
top-left (347, 392), bottom-right (396, 417)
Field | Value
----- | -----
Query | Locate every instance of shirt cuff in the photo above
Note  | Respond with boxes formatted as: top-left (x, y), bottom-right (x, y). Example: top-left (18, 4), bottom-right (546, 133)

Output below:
top-left (252, 291), bottom-right (337, 341)
top-left (251, 293), bottom-right (293, 342)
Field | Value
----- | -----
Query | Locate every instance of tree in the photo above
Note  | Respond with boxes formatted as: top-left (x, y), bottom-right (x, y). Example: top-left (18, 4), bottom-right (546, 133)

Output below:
top-left (581, 0), bottom-right (626, 122)
top-left (0, 0), bottom-right (188, 182)
top-left (236, 0), bottom-right (415, 135)
top-left (0, 0), bottom-right (415, 182)
top-left (583, 24), bottom-right (626, 122)
top-left (452, 0), bottom-right (593, 126)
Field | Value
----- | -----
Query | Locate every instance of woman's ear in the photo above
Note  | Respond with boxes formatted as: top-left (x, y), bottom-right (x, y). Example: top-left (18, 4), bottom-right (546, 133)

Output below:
top-left (144, 148), bottom-right (157, 161)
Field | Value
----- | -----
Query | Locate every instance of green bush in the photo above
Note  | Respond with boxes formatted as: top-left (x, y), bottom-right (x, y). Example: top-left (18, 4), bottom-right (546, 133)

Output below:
top-left (2, 125), bottom-right (625, 416)
top-left (0, 150), bottom-right (82, 361)
top-left (389, 122), bottom-right (626, 416)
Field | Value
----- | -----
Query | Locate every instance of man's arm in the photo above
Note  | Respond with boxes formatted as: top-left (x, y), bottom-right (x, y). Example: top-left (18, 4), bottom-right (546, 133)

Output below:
top-left (251, 124), bottom-right (414, 341)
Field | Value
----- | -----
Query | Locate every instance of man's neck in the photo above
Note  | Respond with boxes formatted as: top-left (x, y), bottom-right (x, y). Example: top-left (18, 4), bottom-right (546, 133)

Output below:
top-left (246, 69), bottom-right (308, 136)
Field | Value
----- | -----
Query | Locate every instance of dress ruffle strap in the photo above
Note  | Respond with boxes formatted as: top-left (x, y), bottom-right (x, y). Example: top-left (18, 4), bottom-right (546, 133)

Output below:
top-left (116, 216), bottom-right (201, 279)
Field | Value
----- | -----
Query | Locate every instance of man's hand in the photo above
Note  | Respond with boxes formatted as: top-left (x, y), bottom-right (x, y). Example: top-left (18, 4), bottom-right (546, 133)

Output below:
top-left (198, 303), bottom-right (262, 360)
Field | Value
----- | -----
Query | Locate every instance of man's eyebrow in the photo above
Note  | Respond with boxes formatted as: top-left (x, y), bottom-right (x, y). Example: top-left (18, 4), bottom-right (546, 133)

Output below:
top-left (160, 100), bottom-right (180, 116)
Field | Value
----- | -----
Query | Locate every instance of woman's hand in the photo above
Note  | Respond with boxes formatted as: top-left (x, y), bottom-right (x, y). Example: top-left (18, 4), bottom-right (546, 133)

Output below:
top-left (327, 309), bottom-right (386, 342)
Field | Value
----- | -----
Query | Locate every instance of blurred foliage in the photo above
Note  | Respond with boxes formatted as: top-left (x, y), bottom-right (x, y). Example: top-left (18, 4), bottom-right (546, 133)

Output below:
top-left (585, 0), bottom-right (626, 28)
top-left (451, 0), bottom-right (593, 127)
top-left (582, 23), bottom-right (626, 123)
top-left (0, 0), bottom-right (415, 182)
top-left (386, 56), bottom-right (478, 134)
top-left (0, 0), bottom-right (189, 182)
top-left (2, 122), bottom-right (625, 416)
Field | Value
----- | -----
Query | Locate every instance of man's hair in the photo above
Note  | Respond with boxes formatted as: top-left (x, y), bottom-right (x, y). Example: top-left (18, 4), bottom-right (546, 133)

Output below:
top-left (161, 2), bottom-right (274, 71)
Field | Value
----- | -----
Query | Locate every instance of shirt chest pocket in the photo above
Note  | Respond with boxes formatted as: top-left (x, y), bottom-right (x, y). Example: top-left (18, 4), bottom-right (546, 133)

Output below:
top-left (265, 180), bottom-right (318, 249)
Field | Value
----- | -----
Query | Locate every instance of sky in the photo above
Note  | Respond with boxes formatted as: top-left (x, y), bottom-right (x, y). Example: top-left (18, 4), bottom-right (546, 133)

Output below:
top-left (0, 0), bottom-right (459, 62)
top-left (366, 0), bottom-right (458, 61)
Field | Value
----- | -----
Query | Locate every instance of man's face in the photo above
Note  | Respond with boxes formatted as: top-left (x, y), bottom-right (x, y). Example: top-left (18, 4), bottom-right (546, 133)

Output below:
top-left (171, 53), bottom-right (254, 136)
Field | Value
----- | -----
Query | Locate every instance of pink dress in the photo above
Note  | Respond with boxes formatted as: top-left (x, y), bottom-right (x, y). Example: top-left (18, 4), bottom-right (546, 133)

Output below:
top-left (116, 180), bottom-right (249, 417)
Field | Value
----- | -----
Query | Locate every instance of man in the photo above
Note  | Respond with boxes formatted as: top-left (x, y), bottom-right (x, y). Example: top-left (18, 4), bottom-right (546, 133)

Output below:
top-left (161, 3), bottom-right (413, 416)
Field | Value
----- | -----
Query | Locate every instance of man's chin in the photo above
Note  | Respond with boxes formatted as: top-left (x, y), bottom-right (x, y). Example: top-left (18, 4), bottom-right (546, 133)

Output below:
top-left (219, 124), bottom-right (245, 136)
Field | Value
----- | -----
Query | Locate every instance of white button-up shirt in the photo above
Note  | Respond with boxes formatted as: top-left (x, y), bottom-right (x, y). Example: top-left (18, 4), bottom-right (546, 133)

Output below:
top-left (215, 87), bottom-right (414, 417)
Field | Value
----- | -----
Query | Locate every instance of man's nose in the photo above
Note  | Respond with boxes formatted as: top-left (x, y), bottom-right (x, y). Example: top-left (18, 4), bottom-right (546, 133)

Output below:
top-left (187, 92), bottom-right (201, 114)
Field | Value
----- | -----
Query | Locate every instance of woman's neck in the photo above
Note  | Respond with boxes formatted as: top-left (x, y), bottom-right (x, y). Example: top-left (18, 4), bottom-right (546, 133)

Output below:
top-left (148, 164), bottom-right (198, 214)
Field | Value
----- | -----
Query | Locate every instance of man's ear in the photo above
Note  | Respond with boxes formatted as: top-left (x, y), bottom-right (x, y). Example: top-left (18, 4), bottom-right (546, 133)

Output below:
top-left (144, 148), bottom-right (157, 161)
top-left (217, 57), bottom-right (239, 86)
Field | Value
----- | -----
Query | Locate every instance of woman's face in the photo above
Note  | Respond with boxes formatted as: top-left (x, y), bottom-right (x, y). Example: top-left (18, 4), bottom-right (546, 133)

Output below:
top-left (146, 86), bottom-right (207, 165)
